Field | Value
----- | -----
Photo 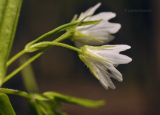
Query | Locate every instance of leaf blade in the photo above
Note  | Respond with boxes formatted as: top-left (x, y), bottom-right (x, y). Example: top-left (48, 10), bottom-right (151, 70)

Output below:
top-left (0, 93), bottom-right (16, 115)
top-left (44, 92), bottom-right (105, 108)
top-left (0, 0), bottom-right (23, 84)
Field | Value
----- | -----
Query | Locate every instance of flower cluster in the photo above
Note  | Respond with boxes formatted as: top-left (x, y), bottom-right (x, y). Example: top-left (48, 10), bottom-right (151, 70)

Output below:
top-left (22, 3), bottom-right (132, 90)
top-left (72, 3), bottom-right (132, 89)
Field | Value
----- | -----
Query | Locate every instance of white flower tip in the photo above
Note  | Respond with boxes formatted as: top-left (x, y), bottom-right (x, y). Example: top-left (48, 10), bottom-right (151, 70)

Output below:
top-left (116, 45), bottom-right (131, 51)
top-left (117, 23), bottom-right (121, 31)
top-left (94, 2), bottom-right (102, 9)
top-left (78, 3), bottom-right (102, 20)
top-left (113, 72), bottom-right (123, 82)
top-left (109, 23), bottom-right (121, 33)
top-left (86, 2), bottom-right (101, 15)
top-left (103, 83), bottom-right (116, 90)
top-left (107, 12), bottom-right (116, 19)
top-left (124, 45), bottom-right (131, 50)
top-left (126, 56), bottom-right (132, 63)
top-left (87, 3), bottom-right (101, 14)
top-left (110, 85), bottom-right (116, 90)
top-left (118, 77), bottom-right (123, 82)
top-left (118, 54), bottom-right (132, 64)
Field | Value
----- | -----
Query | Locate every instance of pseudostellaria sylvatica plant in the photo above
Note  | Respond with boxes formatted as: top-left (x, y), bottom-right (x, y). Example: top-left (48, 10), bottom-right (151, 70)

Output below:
top-left (0, 1), bottom-right (132, 115)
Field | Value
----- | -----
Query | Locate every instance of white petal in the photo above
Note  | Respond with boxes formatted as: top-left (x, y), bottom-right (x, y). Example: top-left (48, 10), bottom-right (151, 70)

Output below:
top-left (87, 47), bottom-right (131, 64)
top-left (83, 45), bottom-right (132, 64)
top-left (83, 12), bottom-right (121, 33)
top-left (79, 3), bottom-right (101, 20)
top-left (85, 12), bottom-right (116, 21)
top-left (81, 22), bottom-right (121, 35)
top-left (89, 34), bottom-right (114, 44)
top-left (103, 45), bottom-right (131, 52)
top-left (78, 20), bottom-right (121, 41)
top-left (76, 22), bottom-right (120, 45)
top-left (106, 64), bottom-right (123, 81)
top-left (94, 63), bottom-right (116, 89)
top-left (101, 52), bottom-right (132, 64)
top-left (103, 22), bottom-right (121, 34)
top-left (74, 30), bottom-right (115, 46)
top-left (99, 73), bottom-right (116, 89)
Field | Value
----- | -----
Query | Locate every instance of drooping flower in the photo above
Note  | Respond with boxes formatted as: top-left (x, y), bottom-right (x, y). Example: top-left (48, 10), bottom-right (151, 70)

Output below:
top-left (79, 45), bottom-right (132, 89)
top-left (73, 3), bottom-right (121, 46)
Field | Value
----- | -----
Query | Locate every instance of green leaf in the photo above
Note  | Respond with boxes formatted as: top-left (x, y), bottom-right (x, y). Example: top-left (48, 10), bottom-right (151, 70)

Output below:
top-left (31, 100), bottom-right (55, 115)
top-left (30, 98), bottom-right (64, 115)
top-left (0, 93), bottom-right (16, 115)
top-left (0, 0), bottom-right (23, 85)
top-left (43, 92), bottom-right (105, 108)
top-left (20, 56), bottom-right (39, 93)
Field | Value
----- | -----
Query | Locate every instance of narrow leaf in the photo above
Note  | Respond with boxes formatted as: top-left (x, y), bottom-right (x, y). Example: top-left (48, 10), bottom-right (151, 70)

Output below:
top-left (0, 93), bottom-right (16, 115)
top-left (0, 0), bottom-right (6, 24)
top-left (0, 0), bottom-right (23, 85)
top-left (44, 92), bottom-right (105, 108)
top-left (20, 56), bottom-right (39, 93)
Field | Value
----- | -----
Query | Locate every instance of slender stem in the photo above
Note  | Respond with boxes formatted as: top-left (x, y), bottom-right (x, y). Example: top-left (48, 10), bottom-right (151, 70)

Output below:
top-left (31, 42), bottom-right (81, 53)
top-left (3, 32), bottom-right (71, 84)
top-left (51, 42), bottom-right (82, 53)
top-left (7, 50), bottom-right (26, 67)
top-left (54, 31), bottom-right (73, 42)
top-left (41, 31), bottom-right (81, 52)
top-left (6, 20), bottom-right (99, 67)
top-left (3, 53), bottom-right (43, 84)
top-left (0, 88), bottom-right (29, 98)
top-left (4, 31), bottom-right (79, 84)
top-left (6, 31), bottom-right (72, 67)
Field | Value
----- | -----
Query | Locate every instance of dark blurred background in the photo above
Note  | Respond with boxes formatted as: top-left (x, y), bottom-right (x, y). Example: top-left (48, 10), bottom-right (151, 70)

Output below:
top-left (6, 0), bottom-right (160, 115)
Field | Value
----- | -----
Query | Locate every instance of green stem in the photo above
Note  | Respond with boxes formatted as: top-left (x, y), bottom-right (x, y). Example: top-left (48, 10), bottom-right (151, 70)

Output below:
top-left (3, 32), bottom-right (72, 84)
top-left (6, 20), bottom-right (99, 66)
top-left (3, 53), bottom-right (43, 84)
top-left (4, 44), bottom-right (80, 85)
top-left (53, 31), bottom-right (72, 42)
top-left (34, 42), bottom-right (81, 53)
top-left (7, 50), bottom-right (25, 67)
top-left (53, 42), bottom-right (82, 53)
top-left (0, 88), bottom-right (29, 98)
top-left (7, 31), bottom-right (72, 66)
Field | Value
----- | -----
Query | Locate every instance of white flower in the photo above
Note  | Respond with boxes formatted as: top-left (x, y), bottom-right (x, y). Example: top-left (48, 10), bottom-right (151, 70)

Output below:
top-left (73, 3), bottom-right (121, 46)
top-left (79, 45), bottom-right (132, 89)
